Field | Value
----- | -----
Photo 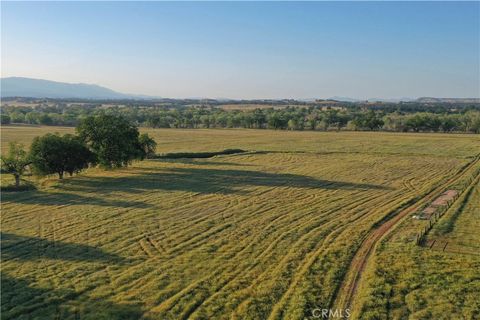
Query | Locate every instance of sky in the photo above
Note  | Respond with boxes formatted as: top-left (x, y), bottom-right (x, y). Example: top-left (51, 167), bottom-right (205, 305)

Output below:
top-left (1, 1), bottom-right (479, 99)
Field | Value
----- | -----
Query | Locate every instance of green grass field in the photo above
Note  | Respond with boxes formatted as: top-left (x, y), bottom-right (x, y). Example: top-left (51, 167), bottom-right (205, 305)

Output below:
top-left (1, 126), bottom-right (479, 319)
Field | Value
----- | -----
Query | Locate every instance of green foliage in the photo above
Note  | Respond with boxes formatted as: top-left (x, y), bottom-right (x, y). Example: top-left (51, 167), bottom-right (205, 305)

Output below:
top-left (8, 111), bottom-right (25, 123)
top-left (352, 110), bottom-right (384, 130)
top-left (63, 134), bottom-right (96, 176)
top-left (0, 142), bottom-right (31, 187)
top-left (30, 133), bottom-right (93, 179)
top-left (138, 133), bottom-right (157, 159)
top-left (1, 114), bottom-right (11, 124)
top-left (77, 114), bottom-right (143, 168)
top-left (2, 99), bottom-right (479, 133)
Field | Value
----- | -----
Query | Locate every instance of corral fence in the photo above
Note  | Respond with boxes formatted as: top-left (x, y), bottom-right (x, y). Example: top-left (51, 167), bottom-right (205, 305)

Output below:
top-left (415, 167), bottom-right (480, 246)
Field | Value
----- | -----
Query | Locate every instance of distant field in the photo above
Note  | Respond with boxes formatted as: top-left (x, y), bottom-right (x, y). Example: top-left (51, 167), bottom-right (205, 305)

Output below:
top-left (3, 125), bottom-right (480, 156)
top-left (218, 104), bottom-right (293, 110)
top-left (1, 126), bottom-right (479, 319)
top-left (1, 125), bottom-right (74, 153)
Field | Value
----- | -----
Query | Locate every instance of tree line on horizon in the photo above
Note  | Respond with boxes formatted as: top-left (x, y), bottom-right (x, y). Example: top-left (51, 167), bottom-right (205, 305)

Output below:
top-left (1, 114), bottom-right (156, 189)
top-left (1, 103), bottom-right (480, 133)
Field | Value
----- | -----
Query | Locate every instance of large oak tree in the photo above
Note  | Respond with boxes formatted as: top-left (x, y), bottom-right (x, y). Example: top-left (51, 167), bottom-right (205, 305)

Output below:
top-left (77, 114), bottom-right (156, 168)
top-left (30, 133), bottom-right (93, 179)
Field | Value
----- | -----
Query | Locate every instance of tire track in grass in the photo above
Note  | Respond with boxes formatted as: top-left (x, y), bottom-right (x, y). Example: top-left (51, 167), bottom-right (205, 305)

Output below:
top-left (130, 195), bottom-right (336, 306)
top-left (158, 184), bottom-right (329, 257)
top-left (185, 191), bottom-right (400, 318)
top-left (228, 160), bottom-right (456, 318)
top-left (153, 153), bottom-right (397, 253)
top-left (265, 193), bottom-right (413, 320)
top-left (144, 189), bottom-right (375, 317)
top-left (149, 184), bottom-right (389, 316)
top-left (165, 189), bottom-right (325, 256)
top-left (232, 191), bottom-right (409, 319)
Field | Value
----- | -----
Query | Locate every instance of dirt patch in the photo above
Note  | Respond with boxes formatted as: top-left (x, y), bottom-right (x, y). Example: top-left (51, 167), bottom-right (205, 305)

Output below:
top-left (431, 190), bottom-right (458, 207)
top-left (418, 189), bottom-right (458, 219)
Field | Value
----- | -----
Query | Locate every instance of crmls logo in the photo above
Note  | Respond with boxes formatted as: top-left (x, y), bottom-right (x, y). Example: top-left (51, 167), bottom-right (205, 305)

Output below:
top-left (310, 308), bottom-right (351, 318)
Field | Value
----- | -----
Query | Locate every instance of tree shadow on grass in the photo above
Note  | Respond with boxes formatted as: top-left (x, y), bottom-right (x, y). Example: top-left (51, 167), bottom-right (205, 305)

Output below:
top-left (1, 273), bottom-right (146, 320)
top-left (1, 189), bottom-right (152, 208)
top-left (1, 233), bottom-right (126, 264)
top-left (61, 167), bottom-right (391, 196)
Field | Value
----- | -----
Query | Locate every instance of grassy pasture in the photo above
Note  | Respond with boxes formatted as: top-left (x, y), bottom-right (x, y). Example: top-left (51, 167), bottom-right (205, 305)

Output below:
top-left (2, 125), bottom-right (480, 156)
top-left (1, 125), bottom-right (74, 153)
top-left (1, 126), bottom-right (479, 319)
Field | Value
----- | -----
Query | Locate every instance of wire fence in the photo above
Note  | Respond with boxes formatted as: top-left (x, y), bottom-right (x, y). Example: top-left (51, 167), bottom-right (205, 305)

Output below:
top-left (415, 169), bottom-right (479, 246)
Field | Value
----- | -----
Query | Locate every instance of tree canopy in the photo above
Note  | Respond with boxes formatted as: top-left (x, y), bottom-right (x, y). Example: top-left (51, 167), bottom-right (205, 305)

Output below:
top-left (1, 142), bottom-right (31, 187)
top-left (138, 133), bottom-right (157, 159)
top-left (2, 98), bottom-right (479, 133)
top-left (77, 114), bottom-right (146, 168)
top-left (30, 133), bottom-right (93, 179)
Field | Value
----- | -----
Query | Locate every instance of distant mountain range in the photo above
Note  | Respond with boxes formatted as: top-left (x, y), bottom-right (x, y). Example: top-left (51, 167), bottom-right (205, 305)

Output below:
top-left (0, 77), bottom-right (152, 100)
top-left (1, 77), bottom-right (478, 103)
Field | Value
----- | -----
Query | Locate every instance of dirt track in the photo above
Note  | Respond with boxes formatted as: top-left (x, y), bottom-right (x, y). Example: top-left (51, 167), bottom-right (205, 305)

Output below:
top-left (331, 155), bottom-right (480, 316)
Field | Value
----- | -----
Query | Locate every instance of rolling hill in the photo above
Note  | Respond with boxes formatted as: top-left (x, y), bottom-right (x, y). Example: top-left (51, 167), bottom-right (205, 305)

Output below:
top-left (0, 77), bottom-right (140, 99)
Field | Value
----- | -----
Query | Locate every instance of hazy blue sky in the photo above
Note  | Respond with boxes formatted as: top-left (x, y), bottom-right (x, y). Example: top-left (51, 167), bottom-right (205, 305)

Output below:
top-left (2, 1), bottom-right (479, 99)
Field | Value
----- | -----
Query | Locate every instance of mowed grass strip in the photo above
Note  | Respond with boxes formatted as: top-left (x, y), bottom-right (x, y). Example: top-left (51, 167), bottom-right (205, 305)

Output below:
top-left (1, 126), bottom-right (478, 319)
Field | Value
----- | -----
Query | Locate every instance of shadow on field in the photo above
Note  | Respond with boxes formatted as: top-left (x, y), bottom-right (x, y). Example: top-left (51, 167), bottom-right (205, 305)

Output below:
top-left (1, 190), bottom-right (152, 208)
top-left (61, 167), bottom-right (391, 195)
top-left (1, 273), bottom-right (146, 319)
top-left (1, 233), bottom-right (125, 264)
